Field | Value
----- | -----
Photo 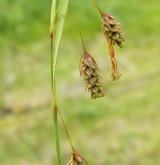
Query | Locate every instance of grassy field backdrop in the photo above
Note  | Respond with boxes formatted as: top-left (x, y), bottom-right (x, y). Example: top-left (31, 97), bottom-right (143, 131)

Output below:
top-left (0, 0), bottom-right (160, 164)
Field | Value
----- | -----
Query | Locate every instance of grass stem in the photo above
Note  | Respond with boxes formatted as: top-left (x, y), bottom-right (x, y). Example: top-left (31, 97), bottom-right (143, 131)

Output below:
top-left (50, 37), bottom-right (61, 165)
top-left (50, 0), bottom-right (69, 164)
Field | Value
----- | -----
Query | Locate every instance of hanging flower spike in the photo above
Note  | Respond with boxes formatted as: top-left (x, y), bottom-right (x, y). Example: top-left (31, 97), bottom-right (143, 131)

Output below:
top-left (94, 2), bottom-right (124, 81)
top-left (101, 11), bottom-right (124, 80)
top-left (101, 11), bottom-right (124, 81)
top-left (79, 32), bottom-right (104, 99)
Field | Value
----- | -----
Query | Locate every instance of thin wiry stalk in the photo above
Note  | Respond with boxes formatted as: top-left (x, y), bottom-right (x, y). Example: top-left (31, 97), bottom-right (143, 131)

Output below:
top-left (50, 0), bottom-right (69, 164)
top-left (58, 110), bottom-right (74, 150)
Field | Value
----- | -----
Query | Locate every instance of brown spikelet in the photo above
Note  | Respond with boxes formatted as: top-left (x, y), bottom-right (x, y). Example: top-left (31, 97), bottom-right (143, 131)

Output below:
top-left (94, 3), bottom-right (124, 81)
top-left (102, 12), bottom-right (124, 81)
top-left (101, 12), bottom-right (124, 48)
top-left (66, 148), bottom-right (87, 165)
top-left (79, 33), bottom-right (104, 99)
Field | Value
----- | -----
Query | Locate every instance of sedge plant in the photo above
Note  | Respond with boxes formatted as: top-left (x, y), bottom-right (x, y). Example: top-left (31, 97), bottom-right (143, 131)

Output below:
top-left (49, 0), bottom-right (125, 164)
top-left (50, 0), bottom-right (86, 164)
top-left (50, 0), bottom-right (69, 164)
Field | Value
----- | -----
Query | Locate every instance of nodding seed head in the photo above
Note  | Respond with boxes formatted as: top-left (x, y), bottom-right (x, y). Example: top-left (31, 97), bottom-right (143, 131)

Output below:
top-left (94, 3), bottom-right (124, 81)
top-left (101, 12), bottom-right (123, 80)
top-left (79, 33), bottom-right (104, 99)
top-left (101, 12), bottom-right (125, 48)
top-left (93, 0), bottom-right (124, 48)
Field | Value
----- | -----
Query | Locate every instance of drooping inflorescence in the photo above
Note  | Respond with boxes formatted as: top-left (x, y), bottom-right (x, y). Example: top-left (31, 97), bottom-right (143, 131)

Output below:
top-left (79, 33), bottom-right (104, 99)
top-left (95, 4), bottom-right (125, 81)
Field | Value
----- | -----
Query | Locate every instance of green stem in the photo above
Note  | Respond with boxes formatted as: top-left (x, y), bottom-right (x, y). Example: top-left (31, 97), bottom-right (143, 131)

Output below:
top-left (53, 106), bottom-right (61, 164)
top-left (50, 38), bottom-right (61, 165)
top-left (50, 0), bottom-right (69, 164)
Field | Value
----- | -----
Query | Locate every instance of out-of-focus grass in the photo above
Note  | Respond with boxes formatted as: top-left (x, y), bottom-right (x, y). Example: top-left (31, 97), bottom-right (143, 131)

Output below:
top-left (0, 0), bottom-right (160, 164)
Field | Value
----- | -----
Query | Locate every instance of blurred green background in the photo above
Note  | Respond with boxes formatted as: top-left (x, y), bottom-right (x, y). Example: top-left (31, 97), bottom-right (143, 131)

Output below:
top-left (0, 0), bottom-right (160, 164)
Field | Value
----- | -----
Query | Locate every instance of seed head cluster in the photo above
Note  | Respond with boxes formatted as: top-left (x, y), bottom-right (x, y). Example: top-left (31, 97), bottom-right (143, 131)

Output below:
top-left (80, 47), bottom-right (104, 99)
top-left (101, 12), bottom-right (124, 48)
top-left (96, 6), bottom-right (125, 81)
